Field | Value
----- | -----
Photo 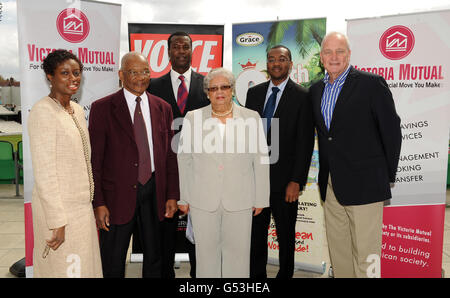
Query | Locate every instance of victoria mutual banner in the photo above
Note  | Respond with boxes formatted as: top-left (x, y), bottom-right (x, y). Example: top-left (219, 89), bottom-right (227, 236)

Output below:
top-left (348, 10), bottom-right (450, 277)
top-left (17, 0), bottom-right (121, 277)
top-left (232, 18), bottom-right (328, 274)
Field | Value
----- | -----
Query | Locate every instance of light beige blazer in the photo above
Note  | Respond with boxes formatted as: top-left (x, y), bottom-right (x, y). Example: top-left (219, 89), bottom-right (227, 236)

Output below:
top-left (177, 103), bottom-right (270, 212)
top-left (28, 96), bottom-right (102, 277)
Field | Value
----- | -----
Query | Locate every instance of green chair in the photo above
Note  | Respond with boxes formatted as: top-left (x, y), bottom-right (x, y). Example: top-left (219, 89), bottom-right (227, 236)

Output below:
top-left (0, 141), bottom-right (16, 183)
top-left (18, 141), bottom-right (23, 184)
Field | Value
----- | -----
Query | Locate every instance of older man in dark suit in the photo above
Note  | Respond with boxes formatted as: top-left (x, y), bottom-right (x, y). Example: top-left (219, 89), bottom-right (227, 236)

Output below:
top-left (147, 31), bottom-right (209, 278)
top-left (89, 52), bottom-right (179, 278)
top-left (309, 32), bottom-right (402, 277)
top-left (245, 45), bottom-right (315, 278)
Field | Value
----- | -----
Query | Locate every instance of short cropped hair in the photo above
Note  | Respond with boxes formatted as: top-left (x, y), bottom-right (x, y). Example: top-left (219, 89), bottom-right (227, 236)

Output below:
top-left (168, 31), bottom-right (193, 49)
top-left (203, 67), bottom-right (236, 95)
top-left (42, 49), bottom-right (83, 76)
top-left (267, 45), bottom-right (292, 61)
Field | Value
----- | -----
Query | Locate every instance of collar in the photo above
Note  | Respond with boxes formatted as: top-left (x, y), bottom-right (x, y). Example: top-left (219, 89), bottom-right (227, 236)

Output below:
top-left (170, 67), bottom-right (192, 83)
top-left (123, 88), bottom-right (148, 106)
top-left (268, 77), bottom-right (289, 93)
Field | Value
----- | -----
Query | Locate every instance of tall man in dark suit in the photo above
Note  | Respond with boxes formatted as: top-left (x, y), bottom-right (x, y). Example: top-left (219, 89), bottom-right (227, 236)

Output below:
top-left (89, 52), bottom-right (179, 278)
top-left (148, 31), bottom-right (209, 125)
top-left (309, 32), bottom-right (401, 277)
top-left (246, 45), bottom-right (314, 278)
top-left (147, 31), bottom-right (209, 278)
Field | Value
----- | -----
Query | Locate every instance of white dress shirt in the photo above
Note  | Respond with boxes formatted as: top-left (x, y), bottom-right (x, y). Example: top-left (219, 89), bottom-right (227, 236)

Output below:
top-left (263, 77), bottom-right (289, 113)
top-left (123, 88), bottom-right (155, 172)
top-left (170, 67), bottom-right (192, 100)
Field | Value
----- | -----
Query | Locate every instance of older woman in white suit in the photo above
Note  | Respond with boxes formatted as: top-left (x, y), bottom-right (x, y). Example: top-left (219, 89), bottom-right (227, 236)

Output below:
top-left (177, 68), bottom-right (270, 278)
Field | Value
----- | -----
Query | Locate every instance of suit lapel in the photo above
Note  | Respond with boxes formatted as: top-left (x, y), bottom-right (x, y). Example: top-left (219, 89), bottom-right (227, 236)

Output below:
top-left (112, 89), bottom-right (135, 142)
top-left (312, 81), bottom-right (327, 133)
top-left (201, 105), bottom-right (222, 162)
top-left (161, 73), bottom-right (177, 106)
top-left (222, 103), bottom-right (243, 162)
top-left (147, 92), bottom-right (163, 168)
top-left (185, 70), bottom-right (201, 114)
top-left (255, 81), bottom-right (270, 116)
top-left (272, 79), bottom-right (292, 119)
top-left (147, 92), bottom-right (162, 138)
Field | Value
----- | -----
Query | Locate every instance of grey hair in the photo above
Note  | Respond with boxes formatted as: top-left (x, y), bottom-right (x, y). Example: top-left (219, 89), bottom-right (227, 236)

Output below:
top-left (120, 51), bottom-right (148, 70)
top-left (321, 31), bottom-right (351, 51)
top-left (203, 67), bottom-right (236, 95)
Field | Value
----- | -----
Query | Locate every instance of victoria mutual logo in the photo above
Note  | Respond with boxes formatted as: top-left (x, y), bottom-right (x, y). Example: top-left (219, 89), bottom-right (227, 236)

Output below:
top-left (379, 25), bottom-right (415, 60)
top-left (56, 8), bottom-right (90, 43)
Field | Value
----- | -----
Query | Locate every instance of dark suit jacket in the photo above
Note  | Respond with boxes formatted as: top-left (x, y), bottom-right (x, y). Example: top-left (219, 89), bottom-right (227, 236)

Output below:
top-left (147, 70), bottom-right (209, 123)
top-left (309, 66), bottom-right (402, 205)
top-left (245, 78), bottom-right (314, 193)
top-left (89, 89), bottom-right (180, 224)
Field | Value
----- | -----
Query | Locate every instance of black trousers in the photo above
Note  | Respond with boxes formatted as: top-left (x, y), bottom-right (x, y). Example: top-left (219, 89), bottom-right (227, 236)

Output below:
top-left (160, 212), bottom-right (178, 278)
top-left (99, 177), bottom-right (162, 278)
top-left (186, 238), bottom-right (196, 278)
top-left (133, 211), bottom-right (196, 278)
top-left (250, 192), bottom-right (298, 278)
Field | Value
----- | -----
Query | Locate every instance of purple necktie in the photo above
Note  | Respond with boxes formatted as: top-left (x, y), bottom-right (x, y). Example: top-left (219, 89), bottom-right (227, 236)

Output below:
top-left (177, 75), bottom-right (188, 114)
top-left (134, 97), bottom-right (152, 185)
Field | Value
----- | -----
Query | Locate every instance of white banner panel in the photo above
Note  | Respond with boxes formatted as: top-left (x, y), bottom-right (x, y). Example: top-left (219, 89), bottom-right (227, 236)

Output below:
top-left (17, 0), bottom-right (121, 277)
top-left (347, 9), bottom-right (449, 277)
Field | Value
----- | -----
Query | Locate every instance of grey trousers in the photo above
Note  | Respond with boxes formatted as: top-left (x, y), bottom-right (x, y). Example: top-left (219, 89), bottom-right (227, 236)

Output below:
top-left (190, 204), bottom-right (253, 278)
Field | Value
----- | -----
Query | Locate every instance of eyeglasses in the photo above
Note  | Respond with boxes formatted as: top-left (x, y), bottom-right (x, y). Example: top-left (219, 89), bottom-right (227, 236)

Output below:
top-left (207, 85), bottom-right (232, 92)
top-left (125, 70), bottom-right (151, 77)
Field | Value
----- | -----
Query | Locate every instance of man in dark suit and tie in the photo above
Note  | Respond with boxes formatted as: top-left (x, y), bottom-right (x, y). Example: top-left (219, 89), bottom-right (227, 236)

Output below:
top-left (246, 45), bottom-right (315, 278)
top-left (148, 31), bottom-right (209, 127)
top-left (89, 52), bottom-right (179, 278)
top-left (147, 31), bottom-right (209, 278)
top-left (309, 32), bottom-right (402, 277)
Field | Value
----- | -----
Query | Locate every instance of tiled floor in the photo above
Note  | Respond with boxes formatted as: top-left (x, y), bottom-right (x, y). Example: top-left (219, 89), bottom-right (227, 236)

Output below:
top-left (1, 184), bottom-right (449, 278)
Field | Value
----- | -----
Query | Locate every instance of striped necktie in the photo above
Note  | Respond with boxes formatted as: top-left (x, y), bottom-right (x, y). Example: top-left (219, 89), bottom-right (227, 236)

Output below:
top-left (177, 75), bottom-right (188, 114)
top-left (134, 97), bottom-right (152, 185)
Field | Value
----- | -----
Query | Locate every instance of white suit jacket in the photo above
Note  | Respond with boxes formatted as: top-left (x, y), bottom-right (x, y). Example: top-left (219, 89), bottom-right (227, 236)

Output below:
top-left (177, 103), bottom-right (270, 212)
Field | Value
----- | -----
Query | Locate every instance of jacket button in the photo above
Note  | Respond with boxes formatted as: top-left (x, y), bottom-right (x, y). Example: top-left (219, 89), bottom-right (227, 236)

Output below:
top-left (133, 185), bottom-right (137, 189)
top-left (134, 163), bottom-right (138, 167)
top-left (328, 137), bottom-right (333, 141)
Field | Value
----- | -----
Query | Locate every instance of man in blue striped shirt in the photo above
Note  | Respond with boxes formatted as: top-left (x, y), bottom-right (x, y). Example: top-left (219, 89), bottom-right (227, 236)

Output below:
top-left (320, 65), bottom-right (351, 130)
top-left (310, 32), bottom-right (402, 278)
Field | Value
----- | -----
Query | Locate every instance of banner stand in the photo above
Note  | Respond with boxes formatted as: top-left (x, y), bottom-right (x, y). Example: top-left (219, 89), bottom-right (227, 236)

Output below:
top-left (17, 0), bottom-right (121, 277)
top-left (348, 9), bottom-right (450, 278)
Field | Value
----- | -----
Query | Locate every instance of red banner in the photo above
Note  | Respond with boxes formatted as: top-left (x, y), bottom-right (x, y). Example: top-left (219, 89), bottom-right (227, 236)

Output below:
top-left (128, 24), bottom-right (224, 78)
top-left (381, 205), bottom-right (445, 277)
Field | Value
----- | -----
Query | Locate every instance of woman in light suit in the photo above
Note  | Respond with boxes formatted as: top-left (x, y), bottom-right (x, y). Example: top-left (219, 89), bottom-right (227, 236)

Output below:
top-left (177, 68), bottom-right (270, 278)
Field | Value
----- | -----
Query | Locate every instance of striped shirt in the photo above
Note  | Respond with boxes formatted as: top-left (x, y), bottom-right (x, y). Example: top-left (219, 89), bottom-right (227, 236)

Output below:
top-left (321, 65), bottom-right (351, 130)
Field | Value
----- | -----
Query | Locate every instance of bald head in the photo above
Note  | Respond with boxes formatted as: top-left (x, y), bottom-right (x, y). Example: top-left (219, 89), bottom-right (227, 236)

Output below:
top-left (321, 32), bottom-right (351, 51)
top-left (320, 32), bottom-right (352, 83)
top-left (120, 51), bottom-right (148, 70)
top-left (119, 51), bottom-right (151, 96)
